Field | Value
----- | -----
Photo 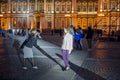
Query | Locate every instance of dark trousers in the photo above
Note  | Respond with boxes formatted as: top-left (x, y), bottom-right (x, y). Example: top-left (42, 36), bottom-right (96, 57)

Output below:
top-left (76, 40), bottom-right (82, 49)
top-left (87, 39), bottom-right (92, 49)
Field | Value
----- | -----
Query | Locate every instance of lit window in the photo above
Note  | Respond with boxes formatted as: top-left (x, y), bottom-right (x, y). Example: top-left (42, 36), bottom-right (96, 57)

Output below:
top-left (103, 2), bottom-right (107, 10)
top-left (77, 2), bottom-right (81, 12)
top-left (23, 1), bottom-right (27, 11)
top-left (82, 2), bottom-right (87, 12)
top-left (12, 1), bottom-right (16, 12)
top-left (94, 3), bottom-right (98, 11)
top-left (89, 3), bottom-right (93, 12)
top-left (1, 3), bottom-right (6, 13)
top-left (17, 1), bottom-right (21, 12)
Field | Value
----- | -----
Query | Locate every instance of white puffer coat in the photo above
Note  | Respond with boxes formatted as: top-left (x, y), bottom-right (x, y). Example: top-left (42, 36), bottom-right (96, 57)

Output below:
top-left (61, 33), bottom-right (73, 54)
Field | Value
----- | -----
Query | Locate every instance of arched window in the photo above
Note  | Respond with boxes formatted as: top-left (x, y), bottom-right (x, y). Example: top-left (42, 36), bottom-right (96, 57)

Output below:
top-left (23, 1), bottom-right (27, 11)
top-left (94, 2), bottom-right (98, 11)
top-left (46, 0), bottom-right (51, 13)
top-left (66, 1), bottom-right (71, 12)
top-left (82, 2), bottom-right (87, 12)
top-left (77, 1), bottom-right (81, 12)
top-left (55, 1), bottom-right (60, 12)
top-left (103, 2), bottom-right (107, 10)
top-left (29, 1), bottom-right (35, 13)
top-left (38, 1), bottom-right (44, 12)
top-left (1, 3), bottom-right (6, 13)
top-left (12, 1), bottom-right (16, 12)
top-left (88, 2), bottom-right (93, 12)
top-left (61, 1), bottom-right (65, 12)
top-left (17, 1), bottom-right (21, 12)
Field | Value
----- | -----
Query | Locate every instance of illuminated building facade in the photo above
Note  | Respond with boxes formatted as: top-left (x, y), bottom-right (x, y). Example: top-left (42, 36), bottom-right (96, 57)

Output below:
top-left (97, 0), bottom-right (120, 33)
top-left (0, 0), bottom-right (119, 33)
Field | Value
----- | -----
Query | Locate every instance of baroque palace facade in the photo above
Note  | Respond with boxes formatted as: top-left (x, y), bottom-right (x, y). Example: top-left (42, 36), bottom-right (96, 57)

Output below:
top-left (0, 0), bottom-right (120, 33)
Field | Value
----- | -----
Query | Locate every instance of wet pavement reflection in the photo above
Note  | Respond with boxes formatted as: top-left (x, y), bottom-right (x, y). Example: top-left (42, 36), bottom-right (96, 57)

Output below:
top-left (0, 38), bottom-right (10, 79)
top-left (74, 41), bottom-right (120, 80)
top-left (0, 35), bottom-right (120, 80)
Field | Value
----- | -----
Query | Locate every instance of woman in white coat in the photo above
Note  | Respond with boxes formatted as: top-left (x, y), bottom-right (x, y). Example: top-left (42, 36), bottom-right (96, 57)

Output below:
top-left (61, 27), bottom-right (73, 70)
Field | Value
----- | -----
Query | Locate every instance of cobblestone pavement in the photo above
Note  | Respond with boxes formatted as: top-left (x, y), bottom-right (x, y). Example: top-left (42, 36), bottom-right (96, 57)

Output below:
top-left (73, 41), bottom-right (120, 80)
top-left (0, 34), bottom-right (88, 80)
top-left (0, 37), bottom-right (10, 79)
top-left (42, 34), bottom-right (120, 80)
top-left (0, 34), bottom-right (120, 80)
top-left (2, 36), bottom-right (62, 80)
top-left (41, 33), bottom-right (63, 47)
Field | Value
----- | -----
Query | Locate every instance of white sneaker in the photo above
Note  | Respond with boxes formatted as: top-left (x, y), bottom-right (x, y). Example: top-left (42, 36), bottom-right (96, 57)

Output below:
top-left (32, 66), bottom-right (38, 69)
top-left (22, 67), bottom-right (27, 70)
top-left (65, 66), bottom-right (70, 70)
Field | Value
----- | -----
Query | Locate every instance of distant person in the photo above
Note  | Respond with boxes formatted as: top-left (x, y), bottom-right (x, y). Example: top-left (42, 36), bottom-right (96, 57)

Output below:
top-left (20, 30), bottom-right (38, 70)
top-left (59, 28), bottom-right (62, 36)
top-left (8, 29), bottom-right (14, 39)
top-left (34, 29), bottom-right (42, 39)
top-left (74, 29), bottom-right (82, 50)
top-left (25, 28), bottom-right (30, 39)
top-left (99, 29), bottom-right (102, 37)
top-left (69, 25), bottom-right (75, 36)
top-left (69, 25), bottom-right (75, 48)
top-left (86, 26), bottom-right (94, 51)
top-left (61, 27), bottom-right (73, 70)
top-left (51, 28), bottom-right (54, 35)
top-left (116, 30), bottom-right (120, 41)
top-left (111, 30), bottom-right (115, 36)
top-left (78, 27), bottom-right (84, 49)
top-left (0, 29), bottom-right (5, 37)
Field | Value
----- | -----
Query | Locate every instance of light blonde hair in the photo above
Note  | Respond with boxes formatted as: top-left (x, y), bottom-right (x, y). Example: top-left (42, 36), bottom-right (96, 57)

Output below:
top-left (64, 27), bottom-right (69, 34)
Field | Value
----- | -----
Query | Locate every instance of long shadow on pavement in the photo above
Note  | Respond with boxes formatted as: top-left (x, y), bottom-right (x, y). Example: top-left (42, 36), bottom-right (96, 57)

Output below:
top-left (15, 40), bottom-right (106, 80)
top-left (14, 39), bottom-right (34, 67)
top-left (13, 39), bottom-right (24, 66)
top-left (70, 62), bottom-right (106, 80)
top-left (56, 53), bottom-right (106, 80)
top-left (35, 45), bottom-right (65, 70)
top-left (14, 38), bottom-right (64, 70)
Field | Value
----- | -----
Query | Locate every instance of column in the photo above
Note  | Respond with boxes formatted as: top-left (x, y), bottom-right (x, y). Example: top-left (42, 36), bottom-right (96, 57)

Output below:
top-left (35, 0), bottom-right (37, 11)
top-left (7, 0), bottom-right (11, 29)
top-left (27, 0), bottom-right (29, 12)
top-left (27, 0), bottom-right (29, 29)
top-left (51, 0), bottom-right (54, 31)
top-left (8, 0), bottom-right (11, 13)
top-left (44, 0), bottom-right (46, 13)
top-left (72, 0), bottom-right (76, 13)
top-left (98, 0), bottom-right (102, 12)
top-left (109, 0), bottom-right (111, 11)
top-left (118, 0), bottom-right (120, 30)
top-left (7, 18), bottom-right (10, 29)
top-left (71, 0), bottom-right (77, 26)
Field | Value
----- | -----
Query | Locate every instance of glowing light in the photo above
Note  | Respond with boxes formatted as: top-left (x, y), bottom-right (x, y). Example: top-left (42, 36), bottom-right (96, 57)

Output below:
top-left (72, 11), bottom-right (74, 13)
top-left (0, 14), bottom-right (3, 16)
top-left (100, 9), bottom-right (102, 12)
top-left (27, 11), bottom-right (29, 13)
top-left (51, 11), bottom-right (54, 13)
top-left (65, 14), bottom-right (71, 17)
top-left (98, 14), bottom-right (104, 16)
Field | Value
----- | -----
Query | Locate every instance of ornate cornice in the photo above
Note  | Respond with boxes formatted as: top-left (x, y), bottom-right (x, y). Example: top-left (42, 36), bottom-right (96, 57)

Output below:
top-left (77, 0), bottom-right (98, 2)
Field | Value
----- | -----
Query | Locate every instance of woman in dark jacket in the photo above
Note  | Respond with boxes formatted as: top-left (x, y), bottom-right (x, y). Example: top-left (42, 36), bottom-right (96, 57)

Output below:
top-left (86, 26), bottom-right (94, 51)
top-left (20, 31), bottom-right (38, 70)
